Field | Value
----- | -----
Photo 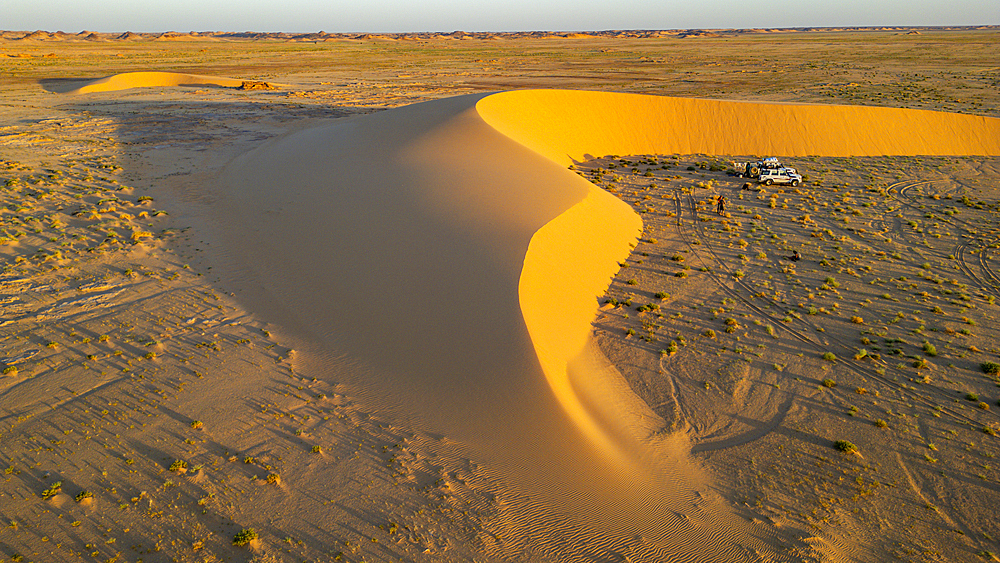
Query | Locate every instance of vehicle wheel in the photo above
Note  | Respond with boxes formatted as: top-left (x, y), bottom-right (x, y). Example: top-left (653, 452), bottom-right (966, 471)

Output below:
top-left (765, 179), bottom-right (773, 186)
top-left (791, 179), bottom-right (800, 186)
top-left (750, 167), bottom-right (759, 176)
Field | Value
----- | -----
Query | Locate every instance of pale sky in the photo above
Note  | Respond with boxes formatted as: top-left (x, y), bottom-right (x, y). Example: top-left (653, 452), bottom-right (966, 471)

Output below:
top-left (4, 0), bottom-right (997, 32)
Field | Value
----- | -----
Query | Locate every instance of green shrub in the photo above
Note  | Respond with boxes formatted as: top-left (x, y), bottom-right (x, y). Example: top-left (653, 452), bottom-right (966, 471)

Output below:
top-left (41, 481), bottom-right (62, 500)
top-left (168, 460), bottom-right (188, 473)
top-left (822, 352), bottom-right (836, 362)
top-left (922, 341), bottom-right (937, 357)
top-left (834, 440), bottom-right (858, 453)
top-left (74, 490), bottom-right (93, 503)
top-left (982, 362), bottom-right (1000, 375)
top-left (874, 419), bottom-right (888, 429)
top-left (967, 393), bottom-right (980, 401)
top-left (233, 528), bottom-right (258, 546)
top-left (822, 378), bottom-right (837, 388)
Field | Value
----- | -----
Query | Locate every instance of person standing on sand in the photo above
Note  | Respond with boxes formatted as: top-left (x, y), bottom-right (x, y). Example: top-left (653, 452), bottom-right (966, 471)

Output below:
top-left (716, 195), bottom-right (726, 215)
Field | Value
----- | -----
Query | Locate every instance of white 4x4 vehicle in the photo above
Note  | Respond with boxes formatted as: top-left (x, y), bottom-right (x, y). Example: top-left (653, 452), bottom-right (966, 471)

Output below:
top-left (758, 167), bottom-right (802, 186)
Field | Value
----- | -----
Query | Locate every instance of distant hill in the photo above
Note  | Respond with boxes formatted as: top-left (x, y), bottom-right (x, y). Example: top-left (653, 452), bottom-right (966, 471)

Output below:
top-left (1, 26), bottom-right (996, 43)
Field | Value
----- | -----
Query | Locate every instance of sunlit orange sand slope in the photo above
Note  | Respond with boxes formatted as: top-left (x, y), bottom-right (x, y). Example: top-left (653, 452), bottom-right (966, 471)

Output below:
top-left (65, 71), bottom-right (246, 93)
top-left (477, 89), bottom-right (1000, 164)
top-left (214, 89), bottom-right (999, 560)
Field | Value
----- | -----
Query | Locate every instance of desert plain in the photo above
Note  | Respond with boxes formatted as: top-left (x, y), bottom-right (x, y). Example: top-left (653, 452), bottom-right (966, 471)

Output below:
top-left (0, 27), bottom-right (1000, 563)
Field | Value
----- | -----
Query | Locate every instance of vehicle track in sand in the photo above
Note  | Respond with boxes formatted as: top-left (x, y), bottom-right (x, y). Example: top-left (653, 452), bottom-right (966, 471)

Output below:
top-left (889, 179), bottom-right (1000, 300)
top-left (657, 188), bottom-right (998, 448)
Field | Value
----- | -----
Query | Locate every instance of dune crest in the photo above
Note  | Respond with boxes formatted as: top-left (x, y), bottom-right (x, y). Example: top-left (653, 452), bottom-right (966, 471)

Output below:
top-left (65, 71), bottom-right (246, 94)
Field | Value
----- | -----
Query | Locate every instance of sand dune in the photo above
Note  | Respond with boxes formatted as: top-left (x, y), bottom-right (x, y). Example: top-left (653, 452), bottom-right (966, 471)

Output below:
top-left (213, 91), bottom-right (997, 559)
top-left (64, 71), bottom-right (246, 94)
top-left (477, 89), bottom-right (1000, 165)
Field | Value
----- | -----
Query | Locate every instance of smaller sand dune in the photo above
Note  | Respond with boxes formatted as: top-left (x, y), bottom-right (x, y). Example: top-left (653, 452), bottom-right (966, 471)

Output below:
top-left (63, 72), bottom-right (246, 94)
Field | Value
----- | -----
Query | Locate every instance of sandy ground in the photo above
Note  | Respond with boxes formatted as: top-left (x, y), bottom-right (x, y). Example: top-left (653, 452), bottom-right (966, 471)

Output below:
top-left (0, 30), bottom-right (998, 563)
top-left (582, 153), bottom-right (1000, 562)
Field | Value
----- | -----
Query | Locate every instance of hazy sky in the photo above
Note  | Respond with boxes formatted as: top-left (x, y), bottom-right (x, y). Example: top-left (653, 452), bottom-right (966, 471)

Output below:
top-left (5, 0), bottom-right (997, 32)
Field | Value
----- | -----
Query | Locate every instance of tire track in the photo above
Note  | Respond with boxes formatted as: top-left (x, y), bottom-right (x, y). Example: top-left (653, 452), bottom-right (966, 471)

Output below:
top-left (672, 192), bottom-right (994, 435)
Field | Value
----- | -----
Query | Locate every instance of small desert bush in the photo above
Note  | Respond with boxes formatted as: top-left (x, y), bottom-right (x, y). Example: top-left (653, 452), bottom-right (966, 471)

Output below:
top-left (966, 393), bottom-right (980, 401)
top-left (822, 352), bottom-right (836, 362)
top-left (233, 528), bottom-right (258, 546)
top-left (169, 460), bottom-right (188, 473)
top-left (834, 440), bottom-right (858, 454)
top-left (41, 481), bottom-right (62, 500)
top-left (874, 419), bottom-right (888, 429)
top-left (922, 342), bottom-right (937, 357)
top-left (982, 362), bottom-right (1000, 375)
top-left (74, 490), bottom-right (93, 503)
top-left (191, 420), bottom-right (203, 429)
top-left (822, 378), bottom-right (836, 388)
